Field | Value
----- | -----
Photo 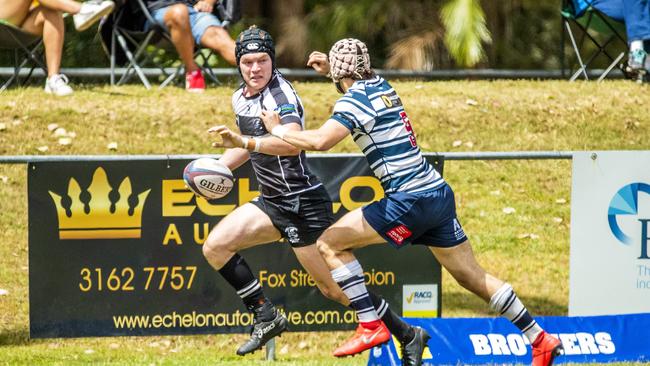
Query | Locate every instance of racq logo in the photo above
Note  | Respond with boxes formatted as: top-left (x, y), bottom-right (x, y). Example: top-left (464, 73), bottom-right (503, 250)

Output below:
top-left (406, 291), bottom-right (433, 304)
top-left (608, 183), bottom-right (650, 259)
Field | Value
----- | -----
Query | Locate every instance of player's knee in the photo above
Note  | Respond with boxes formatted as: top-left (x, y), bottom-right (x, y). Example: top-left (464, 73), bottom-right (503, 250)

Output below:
top-left (202, 237), bottom-right (237, 270)
top-left (204, 26), bottom-right (227, 43)
top-left (40, 7), bottom-right (60, 19)
top-left (165, 5), bottom-right (189, 27)
top-left (202, 28), bottom-right (235, 62)
top-left (201, 237), bottom-right (218, 261)
top-left (316, 239), bottom-right (339, 260)
top-left (202, 230), bottom-right (230, 259)
top-left (35, 7), bottom-right (62, 27)
top-left (318, 229), bottom-right (350, 252)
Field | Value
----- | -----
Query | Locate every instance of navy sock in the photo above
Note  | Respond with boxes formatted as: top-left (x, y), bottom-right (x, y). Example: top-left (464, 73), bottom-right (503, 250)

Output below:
top-left (368, 291), bottom-right (414, 343)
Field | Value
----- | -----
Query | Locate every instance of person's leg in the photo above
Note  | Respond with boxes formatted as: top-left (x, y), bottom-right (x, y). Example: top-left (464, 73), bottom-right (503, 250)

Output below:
top-left (623, 0), bottom-right (650, 44)
top-left (293, 244), bottom-right (415, 345)
top-left (428, 242), bottom-right (539, 329)
top-left (317, 208), bottom-right (431, 362)
top-left (316, 208), bottom-right (393, 356)
top-left (37, 0), bottom-right (81, 14)
top-left (430, 241), bottom-right (562, 366)
top-left (589, 0), bottom-right (624, 21)
top-left (292, 245), bottom-right (349, 304)
top-left (37, 0), bottom-right (115, 32)
top-left (0, 0), bottom-right (32, 26)
top-left (18, 5), bottom-right (73, 95)
top-left (200, 26), bottom-right (236, 65)
top-left (159, 4), bottom-right (199, 72)
top-left (202, 202), bottom-right (286, 355)
top-left (203, 202), bottom-right (280, 306)
top-left (20, 6), bottom-right (64, 76)
top-left (184, 10), bottom-right (235, 65)
top-left (619, 0), bottom-right (650, 76)
top-left (317, 208), bottom-right (385, 324)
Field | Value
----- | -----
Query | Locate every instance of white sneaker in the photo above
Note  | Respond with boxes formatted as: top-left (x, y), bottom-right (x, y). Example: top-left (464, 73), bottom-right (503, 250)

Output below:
top-left (44, 74), bottom-right (74, 97)
top-left (73, 0), bottom-right (115, 31)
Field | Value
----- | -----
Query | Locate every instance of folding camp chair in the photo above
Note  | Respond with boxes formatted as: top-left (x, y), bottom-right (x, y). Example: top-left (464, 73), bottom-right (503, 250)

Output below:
top-left (101, 0), bottom-right (238, 89)
top-left (561, 0), bottom-right (630, 81)
top-left (0, 20), bottom-right (46, 92)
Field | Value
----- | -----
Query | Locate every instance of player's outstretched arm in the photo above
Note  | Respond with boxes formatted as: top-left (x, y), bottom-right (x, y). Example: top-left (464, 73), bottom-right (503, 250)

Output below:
top-left (260, 111), bottom-right (349, 151)
top-left (208, 125), bottom-right (246, 148)
top-left (208, 124), bottom-right (301, 158)
top-left (208, 125), bottom-right (250, 170)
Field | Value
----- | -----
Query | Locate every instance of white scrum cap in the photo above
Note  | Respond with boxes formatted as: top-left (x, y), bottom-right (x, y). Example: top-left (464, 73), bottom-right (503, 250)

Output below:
top-left (328, 38), bottom-right (372, 81)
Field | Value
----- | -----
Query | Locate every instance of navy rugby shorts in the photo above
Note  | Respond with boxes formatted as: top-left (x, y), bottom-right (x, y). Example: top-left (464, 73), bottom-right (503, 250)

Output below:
top-left (362, 184), bottom-right (468, 249)
top-left (251, 185), bottom-right (334, 248)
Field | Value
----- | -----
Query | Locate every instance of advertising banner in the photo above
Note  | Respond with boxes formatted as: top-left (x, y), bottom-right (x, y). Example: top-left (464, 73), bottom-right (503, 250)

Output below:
top-left (368, 313), bottom-right (650, 365)
top-left (28, 156), bottom-right (443, 337)
top-left (570, 151), bottom-right (650, 316)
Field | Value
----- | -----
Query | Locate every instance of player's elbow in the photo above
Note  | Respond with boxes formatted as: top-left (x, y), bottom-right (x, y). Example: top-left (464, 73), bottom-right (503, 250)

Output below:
top-left (312, 138), bottom-right (335, 151)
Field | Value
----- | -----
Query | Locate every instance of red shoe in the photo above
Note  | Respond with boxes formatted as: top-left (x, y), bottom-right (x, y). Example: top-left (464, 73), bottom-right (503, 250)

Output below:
top-left (185, 70), bottom-right (205, 93)
top-left (532, 331), bottom-right (563, 366)
top-left (333, 322), bottom-right (390, 357)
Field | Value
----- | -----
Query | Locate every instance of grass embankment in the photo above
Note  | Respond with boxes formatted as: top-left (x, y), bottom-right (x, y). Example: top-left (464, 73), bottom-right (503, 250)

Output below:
top-left (1, 80), bottom-right (648, 365)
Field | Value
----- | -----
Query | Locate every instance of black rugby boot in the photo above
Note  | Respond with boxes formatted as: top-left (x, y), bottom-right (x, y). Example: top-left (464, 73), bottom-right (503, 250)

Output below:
top-left (401, 326), bottom-right (430, 366)
top-left (236, 308), bottom-right (288, 356)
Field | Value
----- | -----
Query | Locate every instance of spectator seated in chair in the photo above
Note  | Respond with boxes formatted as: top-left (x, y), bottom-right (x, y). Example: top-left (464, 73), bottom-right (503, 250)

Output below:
top-left (0, 0), bottom-right (115, 96)
top-left (574, 0), bottom-right (650, 79)
top-left (143, 0), bottom-right (237, 92)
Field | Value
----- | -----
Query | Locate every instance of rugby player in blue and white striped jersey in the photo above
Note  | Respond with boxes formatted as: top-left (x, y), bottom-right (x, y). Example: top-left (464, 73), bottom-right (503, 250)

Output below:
top-left (260, 38), bottom-right (563, 366)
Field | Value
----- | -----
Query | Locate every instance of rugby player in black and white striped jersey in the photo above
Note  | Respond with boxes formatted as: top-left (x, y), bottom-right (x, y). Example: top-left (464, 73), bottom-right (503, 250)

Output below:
top-left (202, 26), bottom-right (420, 359)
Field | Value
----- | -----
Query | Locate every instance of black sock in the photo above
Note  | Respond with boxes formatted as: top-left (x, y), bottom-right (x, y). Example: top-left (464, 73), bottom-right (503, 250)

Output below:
top-left (368, 292), bottom-right (414, 343)
top-left (218, 254), bottom-right (273, 320)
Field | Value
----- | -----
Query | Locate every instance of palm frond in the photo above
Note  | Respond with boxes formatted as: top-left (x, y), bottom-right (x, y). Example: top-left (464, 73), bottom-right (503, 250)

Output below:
top-left (441, 0), bottom-right (491, 67)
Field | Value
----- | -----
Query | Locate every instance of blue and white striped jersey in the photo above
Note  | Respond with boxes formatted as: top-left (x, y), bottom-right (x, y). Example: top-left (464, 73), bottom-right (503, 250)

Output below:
top-left (330, 76), bottom-right (445, 194)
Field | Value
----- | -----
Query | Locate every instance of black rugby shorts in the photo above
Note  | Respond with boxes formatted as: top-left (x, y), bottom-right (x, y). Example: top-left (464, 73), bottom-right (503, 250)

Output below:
top-left (251, 185), bottom-right (334, 247)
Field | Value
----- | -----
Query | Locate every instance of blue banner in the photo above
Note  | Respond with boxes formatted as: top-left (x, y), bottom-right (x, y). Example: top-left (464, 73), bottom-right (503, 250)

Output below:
top-left (368, 313), bottom-right (650, 365)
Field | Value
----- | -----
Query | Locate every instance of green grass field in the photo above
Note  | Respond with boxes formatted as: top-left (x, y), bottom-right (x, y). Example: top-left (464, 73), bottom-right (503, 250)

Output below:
top-left (0, 80), bottom-right (649, 365)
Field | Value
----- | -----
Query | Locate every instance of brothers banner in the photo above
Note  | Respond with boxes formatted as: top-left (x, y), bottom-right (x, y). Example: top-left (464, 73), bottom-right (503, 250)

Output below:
top-left (28, 155), bottom-right (443, 337)
top-left (368, 313), bottom-right (650, 365)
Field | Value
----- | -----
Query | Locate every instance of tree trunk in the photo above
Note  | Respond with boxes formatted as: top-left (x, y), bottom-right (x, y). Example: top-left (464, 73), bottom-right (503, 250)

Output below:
top-left (271, 0), bottom-right (307, 67)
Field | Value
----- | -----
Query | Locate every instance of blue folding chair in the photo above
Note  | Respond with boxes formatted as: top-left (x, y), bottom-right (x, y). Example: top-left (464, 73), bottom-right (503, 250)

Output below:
top-left (561, 0), bottom-right (630, 81)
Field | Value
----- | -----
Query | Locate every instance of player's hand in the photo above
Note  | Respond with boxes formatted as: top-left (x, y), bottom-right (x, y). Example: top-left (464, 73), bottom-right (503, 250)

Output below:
top-left (208, 125), bottom-right (244, 148)
top-left (194, 0), bottom-right (214, 13)
top-left (259, 110), bottom-right (281, 132)
top-left (307, 51), bottom-right (330, 76)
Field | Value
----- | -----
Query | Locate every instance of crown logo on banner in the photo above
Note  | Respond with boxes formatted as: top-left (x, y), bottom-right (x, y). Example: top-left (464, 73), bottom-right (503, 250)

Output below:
top-left (48, 167), bottom-right (151, 240)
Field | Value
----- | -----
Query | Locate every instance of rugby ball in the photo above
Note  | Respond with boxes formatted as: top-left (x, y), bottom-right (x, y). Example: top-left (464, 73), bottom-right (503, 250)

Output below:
top-left (183, 158), bottom-right (234, 200)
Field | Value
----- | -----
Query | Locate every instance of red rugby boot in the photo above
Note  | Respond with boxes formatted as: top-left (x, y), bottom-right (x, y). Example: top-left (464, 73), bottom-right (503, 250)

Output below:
top-left (531, 331), bottom-right (563, 366)
top-left (333, 321), bottom-right (390, 357)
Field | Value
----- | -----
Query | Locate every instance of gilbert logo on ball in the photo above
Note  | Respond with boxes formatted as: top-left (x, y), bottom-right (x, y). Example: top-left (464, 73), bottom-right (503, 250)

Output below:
top-left (183, 158), bottom-right (234, 200)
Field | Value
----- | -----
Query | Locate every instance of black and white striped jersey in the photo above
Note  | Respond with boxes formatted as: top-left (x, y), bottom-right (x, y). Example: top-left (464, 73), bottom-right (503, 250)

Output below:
top-left (231, 71), bottom-right (322, 198)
